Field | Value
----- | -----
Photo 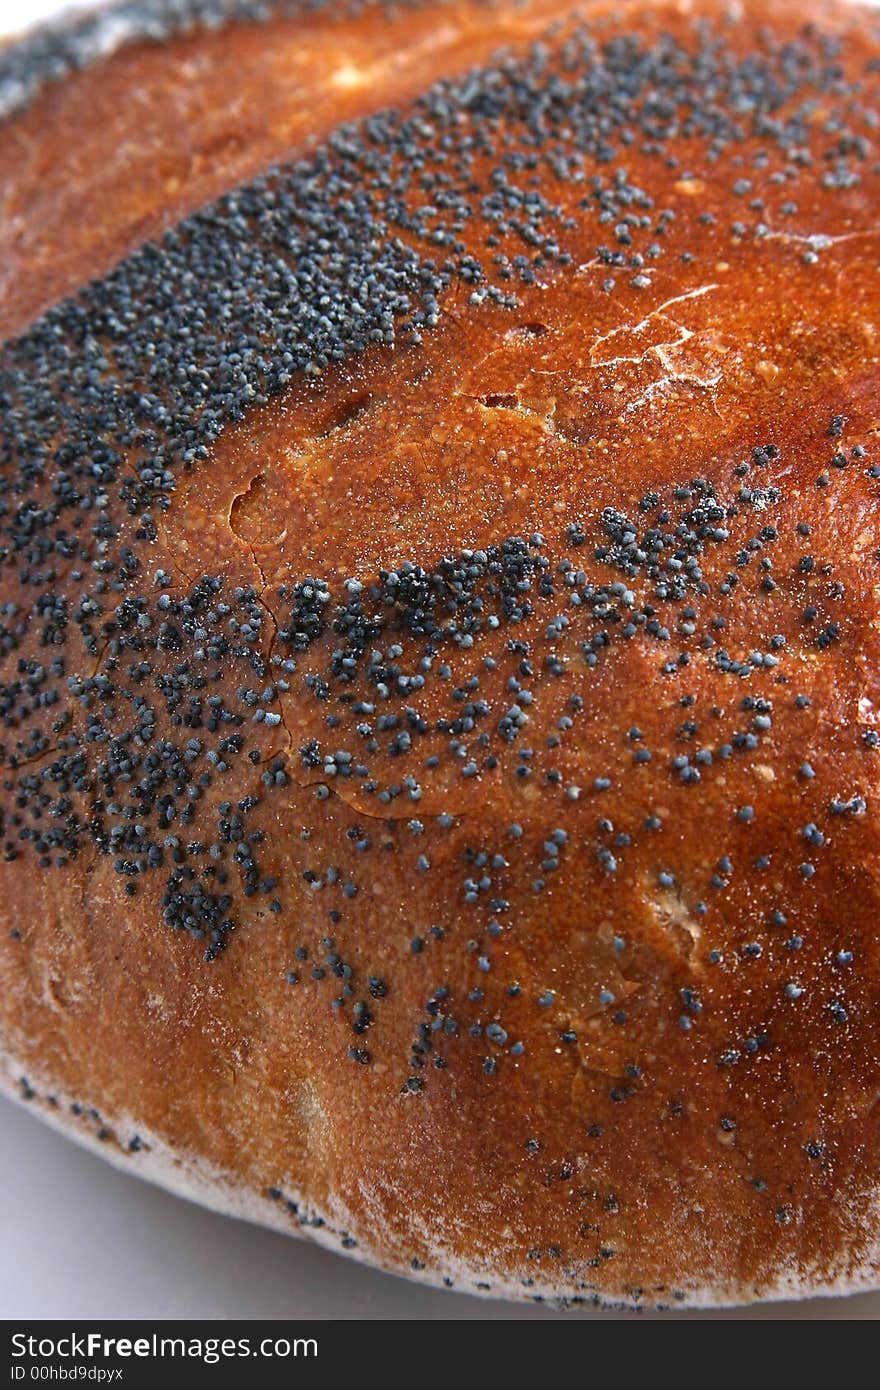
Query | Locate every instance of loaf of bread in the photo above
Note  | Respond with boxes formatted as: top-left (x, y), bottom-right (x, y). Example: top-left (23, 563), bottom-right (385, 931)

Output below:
top-left (1, 0), bottom-right (879, 1309)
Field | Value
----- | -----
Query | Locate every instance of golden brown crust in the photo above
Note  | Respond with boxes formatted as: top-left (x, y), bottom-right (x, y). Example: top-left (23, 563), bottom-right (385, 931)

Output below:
top-left (1, 0), bottom-right (880, 1307)
top-left (0, 0), bottom-right (576, 344)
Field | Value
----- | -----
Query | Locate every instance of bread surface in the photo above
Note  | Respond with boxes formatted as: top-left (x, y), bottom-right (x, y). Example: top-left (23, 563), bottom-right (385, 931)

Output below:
top-left (1, 0), bottom-right (880, 1307)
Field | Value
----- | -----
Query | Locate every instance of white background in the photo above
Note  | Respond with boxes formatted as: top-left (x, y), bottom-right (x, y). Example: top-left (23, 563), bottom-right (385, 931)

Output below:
top-left (1, 0), bottom-right (878, 1320)
top-left (2, 0), bottom-right (77, 29)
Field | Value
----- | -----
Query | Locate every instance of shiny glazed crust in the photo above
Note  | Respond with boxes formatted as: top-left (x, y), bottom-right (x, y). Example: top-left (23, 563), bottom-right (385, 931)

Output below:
top-left (1, 0), bottom-right (879, 1308)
